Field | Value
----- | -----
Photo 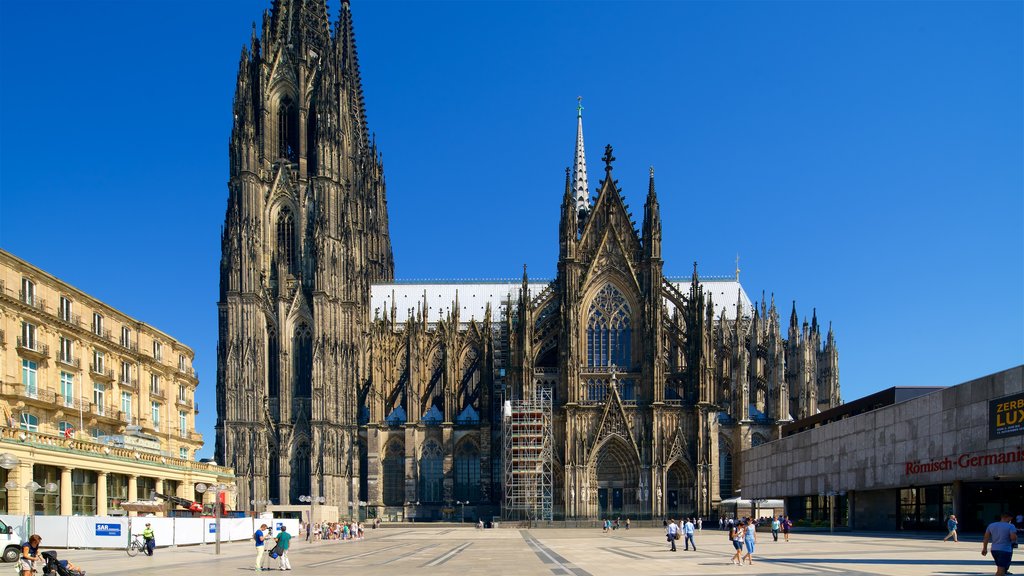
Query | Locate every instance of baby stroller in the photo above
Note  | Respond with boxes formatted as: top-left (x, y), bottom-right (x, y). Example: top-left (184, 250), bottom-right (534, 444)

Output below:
top-left (41, 551), bottom-right (86, 576)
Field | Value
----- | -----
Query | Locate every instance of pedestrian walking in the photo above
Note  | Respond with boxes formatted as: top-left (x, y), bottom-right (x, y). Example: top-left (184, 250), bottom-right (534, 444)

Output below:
top-left (697, 517), bottom-right (702, 532)
top-left (771, 516), bottom-right (781, 542)
top-left (981, 512), bottom-right (1018, 576)
top-left (683, 518), bottom-right (697, 551)
top-left (729, 522), bottom-right (743, 565)
top-left (666, 518), bottom-right (679, 552)
top-left (254, 524), bottom-right (268, 571)
top-left (782, 515), bottom-right (792, 542)
top-left (943, 515), bottom-right (959, 543)
top-left (719, 517), bottom-right (724, 531)
top-left (276, 526), bottom-right (292, 571)
top-left (625, 518), bottom-right (630, 530)
top-left (741, 518), bottom-right (757, 565)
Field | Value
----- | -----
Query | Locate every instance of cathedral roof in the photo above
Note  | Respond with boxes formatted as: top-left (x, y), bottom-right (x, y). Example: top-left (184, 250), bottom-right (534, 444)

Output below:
top-left (370, 277), bottom-right (752, 325)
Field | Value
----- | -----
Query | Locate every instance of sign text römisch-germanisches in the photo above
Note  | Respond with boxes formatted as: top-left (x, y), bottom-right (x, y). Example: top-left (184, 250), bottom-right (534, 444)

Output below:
top-left (905, 446), bottom-right (1024, 476)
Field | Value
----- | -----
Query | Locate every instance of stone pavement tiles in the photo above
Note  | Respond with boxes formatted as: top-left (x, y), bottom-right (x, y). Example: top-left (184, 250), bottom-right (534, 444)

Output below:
top-left (49, 527), bottom-right (1005, 576)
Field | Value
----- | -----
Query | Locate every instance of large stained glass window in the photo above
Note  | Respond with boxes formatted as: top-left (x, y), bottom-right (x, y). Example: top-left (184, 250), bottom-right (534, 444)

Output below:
top-left (586, 284), bottom-right (632, 368)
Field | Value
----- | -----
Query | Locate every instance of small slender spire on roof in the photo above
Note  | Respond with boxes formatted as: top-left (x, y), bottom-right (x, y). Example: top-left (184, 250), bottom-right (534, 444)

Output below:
top-left (573, 97), bottom-right (589, 213)
top-left (735, 253), bottom-right (741, 281)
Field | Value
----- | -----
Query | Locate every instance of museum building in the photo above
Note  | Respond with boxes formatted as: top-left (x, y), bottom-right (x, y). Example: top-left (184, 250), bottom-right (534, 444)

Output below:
top-left (742, 365), bottom-right (1023, 532)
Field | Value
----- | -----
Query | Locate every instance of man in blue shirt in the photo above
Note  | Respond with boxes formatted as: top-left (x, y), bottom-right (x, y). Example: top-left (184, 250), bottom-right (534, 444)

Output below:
top-left (254, 524), bottom-right (268, 572)
top-left (683, 518), bottom-right (697, 551)
top-left (982, 512), bottom-right (1018, 576)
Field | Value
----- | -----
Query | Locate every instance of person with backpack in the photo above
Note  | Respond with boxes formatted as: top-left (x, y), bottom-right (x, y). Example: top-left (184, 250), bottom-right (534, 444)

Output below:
top-left (275, 526), bottom-right (292, 570)
top-left (729, 522), bottom-right (743, 565)
top-left (254, 523), bottom-right (268, 572)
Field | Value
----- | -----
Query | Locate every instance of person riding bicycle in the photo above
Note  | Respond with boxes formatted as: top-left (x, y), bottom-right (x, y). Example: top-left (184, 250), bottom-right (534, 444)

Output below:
top-left (142, 523), bottom-right (155, 556)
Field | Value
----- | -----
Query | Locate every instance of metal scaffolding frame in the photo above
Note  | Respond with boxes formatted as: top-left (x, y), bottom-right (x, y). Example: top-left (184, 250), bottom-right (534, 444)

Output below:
top-left (502, 387), bottom-right (553, 521)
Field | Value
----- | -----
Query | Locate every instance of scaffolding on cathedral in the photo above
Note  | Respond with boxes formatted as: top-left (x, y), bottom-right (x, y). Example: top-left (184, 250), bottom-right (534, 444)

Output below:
top-left (502, 387), bottom-right (553, 522)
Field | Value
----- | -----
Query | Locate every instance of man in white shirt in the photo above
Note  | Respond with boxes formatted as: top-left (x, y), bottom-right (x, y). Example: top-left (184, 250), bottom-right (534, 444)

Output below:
top-left (666, 519), bottom-right (679, 552)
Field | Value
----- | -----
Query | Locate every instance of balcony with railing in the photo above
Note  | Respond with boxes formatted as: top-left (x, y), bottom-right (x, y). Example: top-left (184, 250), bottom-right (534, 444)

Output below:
top-left (149, 386), bottom-right (165, 400)
top-left (58, 395), bottom-right (91, 412)
top-left (117, 410), bottom-right (137, 425)
top-left (15, 337), bottom-right (48, 360)
top-left (16, 291), bottom-right (47, 314)
top-left (175, 396), bottom-right (194, 409)
top-left (56, 312), bottom-right (81, 328)
top-left (120, 340), bottom-right (138, 353)
top-left (90, 364), bottom-right (114, 381)
top-left (56, 353), bottom-right (81, 370)
top-left (118, 377), bottom-right (138, 390)
top-left (177, 366), bottom-right (197, 379)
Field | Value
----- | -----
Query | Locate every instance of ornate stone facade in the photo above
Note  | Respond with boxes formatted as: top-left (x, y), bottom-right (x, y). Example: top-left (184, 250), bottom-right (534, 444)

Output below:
top-left (216, 0), bottom-right (393, 510)
top-left (218, 0), bottom-right (841, 520)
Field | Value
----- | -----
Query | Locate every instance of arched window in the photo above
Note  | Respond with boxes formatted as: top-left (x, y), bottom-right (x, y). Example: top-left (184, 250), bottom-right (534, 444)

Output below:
top-left (294, 325), bottom-right (312, 398)
top-left (719, 437), bottom-right (733, 498)
top-left (586, 284), bottom-right (631, 368)
top-left (382, 442), bottom-right (404, 506)
top-left (276, 208), bottom-right (296, 274)
top-left (277, 96), bottom-right (298, 161)
top-left (751, 433), bottom-right (768, 447)
top-left (454, 441), bottom-right (481, 502)
top-left (307, 104), bottom-right (318, 174)
top-left (267, 326), bottom-right (279, 397)
top-left (290, 440), bottom-right (311, 504)
top-left (419, 441), bottom-right (444, 502)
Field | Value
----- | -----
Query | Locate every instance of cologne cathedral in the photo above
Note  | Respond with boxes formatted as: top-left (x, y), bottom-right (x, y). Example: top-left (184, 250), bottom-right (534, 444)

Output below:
top-left (217, 0), bottom-right (841, 522)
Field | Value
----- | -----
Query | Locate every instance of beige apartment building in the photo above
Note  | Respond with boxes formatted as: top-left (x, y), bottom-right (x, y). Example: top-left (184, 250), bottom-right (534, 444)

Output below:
top-left (0, 249), bottom-right (234, 515)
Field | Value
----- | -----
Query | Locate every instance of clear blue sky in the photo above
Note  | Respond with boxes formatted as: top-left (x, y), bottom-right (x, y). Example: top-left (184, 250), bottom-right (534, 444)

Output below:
top-left (1, 1), bottom-right (1021, 458)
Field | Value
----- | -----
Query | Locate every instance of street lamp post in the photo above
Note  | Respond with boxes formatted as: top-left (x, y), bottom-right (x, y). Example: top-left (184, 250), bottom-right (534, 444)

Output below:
top-left (300, 495), bottom-right (326, 526)
top-left (196, 482), bottom-right (236, 555)
top-left (456, 501), bottom-right (468, 523)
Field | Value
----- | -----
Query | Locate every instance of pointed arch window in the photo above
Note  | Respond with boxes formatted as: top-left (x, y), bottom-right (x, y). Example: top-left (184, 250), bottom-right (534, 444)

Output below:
top-left (290, 440), bottom-right (311, 504)
top-left (382, 442), bottom-right (405, 506)
top-left (586, 284), bottom-right (632, 368)
top-left (277, 96), bottom-right (298, 161)
top-left (294, 325), bottom-right (312, 398)
top-left (276, 208), bottom-right (296, 274)
top-left (719, 437), bottom-right (733, 498)
top-left (419, 441), bottom-right (444, 503)
top-left (454, 441), bottom-right (481, 502)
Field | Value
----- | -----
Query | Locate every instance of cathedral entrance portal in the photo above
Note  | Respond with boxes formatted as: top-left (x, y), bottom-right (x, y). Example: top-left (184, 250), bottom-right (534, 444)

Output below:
top-left (665, 461), bottom-right (693, 518)
top-left (592, 436), bottom-right (639, 519)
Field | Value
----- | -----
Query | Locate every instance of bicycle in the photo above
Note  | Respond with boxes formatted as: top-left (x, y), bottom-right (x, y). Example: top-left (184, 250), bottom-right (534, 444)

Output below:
top-left (125, 534), bottom-right (151, 557)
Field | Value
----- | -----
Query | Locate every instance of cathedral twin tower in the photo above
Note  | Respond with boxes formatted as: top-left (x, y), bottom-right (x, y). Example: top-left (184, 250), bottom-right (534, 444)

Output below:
top-left (217, 0), bottom-right (840, 520)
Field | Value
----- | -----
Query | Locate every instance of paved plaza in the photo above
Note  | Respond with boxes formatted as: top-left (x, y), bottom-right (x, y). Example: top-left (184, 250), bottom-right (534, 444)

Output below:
top-left (42, 526), bottom-right (1013, 576)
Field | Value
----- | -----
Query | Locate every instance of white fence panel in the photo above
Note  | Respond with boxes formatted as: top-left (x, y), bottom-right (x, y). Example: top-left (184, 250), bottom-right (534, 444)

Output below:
top-left (67, 517), bottom-right (128, 549)
top-left (33, 516), bottom-right (68, 548)
top-left (131, 517), bottom-right (176, 548)
top-left (174, 517), bottom-right (204, 546)
top-left (223, 517), bottom-right (254, 542)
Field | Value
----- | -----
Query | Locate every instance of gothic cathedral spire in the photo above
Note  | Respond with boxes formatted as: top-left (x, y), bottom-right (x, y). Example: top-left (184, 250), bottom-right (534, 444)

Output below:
top-left (573, 97), bottom-right (589, 214)
top-left (218, 0), bottom-right (393, 511)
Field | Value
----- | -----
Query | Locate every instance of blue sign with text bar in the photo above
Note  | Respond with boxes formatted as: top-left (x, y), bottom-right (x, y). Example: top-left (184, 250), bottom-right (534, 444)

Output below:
top-left (95, 524), bottom-right (121, 537)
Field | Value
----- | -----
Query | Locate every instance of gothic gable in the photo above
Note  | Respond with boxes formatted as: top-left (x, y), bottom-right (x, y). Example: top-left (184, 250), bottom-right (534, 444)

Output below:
top-left (587, 382), bottom-right (640, 463)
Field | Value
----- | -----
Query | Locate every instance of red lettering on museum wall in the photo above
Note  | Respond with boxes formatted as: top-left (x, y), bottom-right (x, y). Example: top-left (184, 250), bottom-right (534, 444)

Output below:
top-left (904, 447), bottom-right (1024, 476)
